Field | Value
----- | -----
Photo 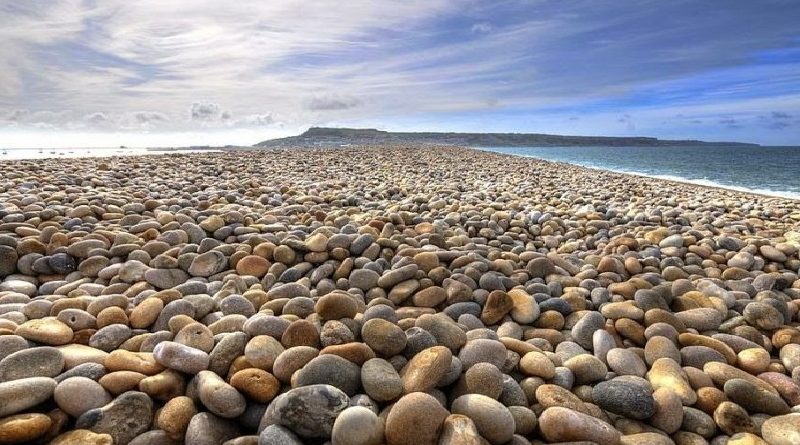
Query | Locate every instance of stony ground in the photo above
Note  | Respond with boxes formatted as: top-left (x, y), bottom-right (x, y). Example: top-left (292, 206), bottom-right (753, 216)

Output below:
top-left (0, 145), bottom-right (799, 445)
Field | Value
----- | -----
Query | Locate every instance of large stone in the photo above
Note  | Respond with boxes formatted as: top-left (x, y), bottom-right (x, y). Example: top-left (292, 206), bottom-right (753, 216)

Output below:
top-left (0, 346), bottom-right (64, 381)
top-left (75, 391), bottom-right (154, 445)
top-left (261, 384), bottom-right (349, 438)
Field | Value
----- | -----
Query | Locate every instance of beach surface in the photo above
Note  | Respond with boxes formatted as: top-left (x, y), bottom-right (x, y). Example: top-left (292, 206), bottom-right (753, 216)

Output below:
top-left (1, 145), bottom-right (799, 444)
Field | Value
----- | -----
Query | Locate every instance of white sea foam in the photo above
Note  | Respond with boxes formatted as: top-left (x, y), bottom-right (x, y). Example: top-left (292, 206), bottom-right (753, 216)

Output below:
top-left (600, 168), bottom-right (800, 200)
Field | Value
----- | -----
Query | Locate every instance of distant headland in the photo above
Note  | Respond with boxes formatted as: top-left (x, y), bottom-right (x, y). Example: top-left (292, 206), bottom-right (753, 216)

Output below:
top-left (256, 127), bottom-right (760, 148)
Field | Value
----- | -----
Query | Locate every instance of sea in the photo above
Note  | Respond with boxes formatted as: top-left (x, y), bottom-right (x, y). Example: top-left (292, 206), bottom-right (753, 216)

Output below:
top-left (0, 147), bottom-right (220, 160)
top-left (478, 145), bottom-right (800, 200)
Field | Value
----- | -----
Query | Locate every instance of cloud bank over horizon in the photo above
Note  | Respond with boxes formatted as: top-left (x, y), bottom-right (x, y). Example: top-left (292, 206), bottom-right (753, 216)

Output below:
top-left (1, 0), bottom-right (799, 147)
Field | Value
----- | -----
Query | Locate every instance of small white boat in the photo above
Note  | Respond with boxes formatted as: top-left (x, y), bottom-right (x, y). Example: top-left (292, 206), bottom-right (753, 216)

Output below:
top-left (1, 150), bottom-right (7, 155)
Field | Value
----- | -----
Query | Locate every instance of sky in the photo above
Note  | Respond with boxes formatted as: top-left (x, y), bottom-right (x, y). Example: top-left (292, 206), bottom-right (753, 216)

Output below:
top-left (1, 0), bottom-right (799, 147)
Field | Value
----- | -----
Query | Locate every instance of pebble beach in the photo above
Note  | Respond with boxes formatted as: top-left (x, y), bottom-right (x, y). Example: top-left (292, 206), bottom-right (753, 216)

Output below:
top-left (1, 144), bottom-right (800, 445)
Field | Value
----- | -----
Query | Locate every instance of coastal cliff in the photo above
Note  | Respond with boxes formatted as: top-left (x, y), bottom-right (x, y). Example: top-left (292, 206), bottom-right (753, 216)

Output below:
top-left (256, 127), bottom-right (759, 148)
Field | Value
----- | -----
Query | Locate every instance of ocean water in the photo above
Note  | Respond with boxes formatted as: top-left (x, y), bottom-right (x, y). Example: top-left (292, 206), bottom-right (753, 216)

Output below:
top-left (0, 147), bottom-right (220, 160)
top-left (479, 145), bottom-right (800, 200)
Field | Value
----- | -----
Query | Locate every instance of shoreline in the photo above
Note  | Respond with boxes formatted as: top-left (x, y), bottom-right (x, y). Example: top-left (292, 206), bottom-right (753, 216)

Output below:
top-left (470, 145), bottom-right (800, 202)
top-left (3, 143), bottom-right (798, 202)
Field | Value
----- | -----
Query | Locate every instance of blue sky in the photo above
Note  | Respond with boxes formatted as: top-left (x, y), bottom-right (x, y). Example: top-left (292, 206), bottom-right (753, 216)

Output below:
top-left (0, 0), bottom-right (799, 147)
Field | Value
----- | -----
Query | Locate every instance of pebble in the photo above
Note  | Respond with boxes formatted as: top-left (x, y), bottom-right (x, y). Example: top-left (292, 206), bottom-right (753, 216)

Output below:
top-left (644, 403), bottom-right (680, 438)
top-left (54, 376), bottom-right (113, 417)
top-left (185, 412), bottom-right (242, 445)
top-left (361, 318), bottom-right (407, 356)
top-left (361, 358), bottom-right (403, 401)
top-left (571, 311), bottom-right (606, 349)
top-left (293, 354), bottom-right (361, 396)
top-left (458, 339), bottom-right (507, 370)
top-left (384, 392), bottom-right (448, 445)
top-left (539, 406), bottom-right (622, 445)
top-left (564, 354), bottom-right (608, 384)
top-left (464, 362), bottom-right (504, 398)
top-left (153, 341), bottom-right (210, 374)
top-left (315, 292), bottom-right (358, 320)
top-left (0, 146), bottom-right (799, 444)
top-left (592, 378), bottom-right (656, 420)
top-left (230, 368), bottom-right (280, 403)
top-left (535, 383), bottom-right (592, 414)
top-left (49, 429), bottom-right (114, 445)
top-left (330, 406), bottom-right (383, 445)
top-left (607, 348), bottom-right (647, 377)
top-left (196, 370), bottom-right (246, 418)
top-left (723, 378), bottom-right (790, 415)
top-left (400, 345), bottom-right (451, 393)
top-left (0, 413), bottom-right (52, 443)
top-left (156, 396), bottom-right (197, 440)
top-left (451, 394), bottom-right (515, 444)
top-left (15, 319), bottom-right (74, 345)
top-left (714, 401), bottom-right (756, 435)
top-left (259, 425), bottom-right (302, 445)
top-left (438, 414), bottom-right (482, 445)
top-left (761, 413), bottom-right (800, 445)
top-left (649, 358), bottom-right (697, 405)
top-left (0, 377), bottom-right (57, 417)
top-left (480, 290), bottom-right (514, 325)
top-left (519, 350), bottom-right (555, 379)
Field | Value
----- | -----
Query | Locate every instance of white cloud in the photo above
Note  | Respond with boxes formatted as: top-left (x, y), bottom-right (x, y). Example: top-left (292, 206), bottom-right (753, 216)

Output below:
top-left (190, 102), bottom-right (228, 122)
top-left (85, 112), bottom-right (109, 125)
top-left (238, 113), bottom-right (276, 126)
top-left (307, 95), bottom-right (362, 111)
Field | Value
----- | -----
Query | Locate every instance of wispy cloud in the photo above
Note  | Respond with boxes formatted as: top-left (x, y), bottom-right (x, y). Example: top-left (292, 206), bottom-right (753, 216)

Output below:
top-left (470, 22), bottom-right (492, 34)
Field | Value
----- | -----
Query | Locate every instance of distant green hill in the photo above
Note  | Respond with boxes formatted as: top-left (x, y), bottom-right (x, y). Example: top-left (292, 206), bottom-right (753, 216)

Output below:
top-left (256, 127), bottom-right (759, 147)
